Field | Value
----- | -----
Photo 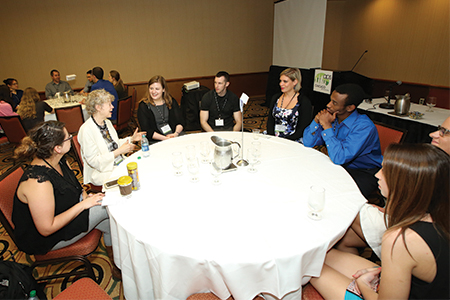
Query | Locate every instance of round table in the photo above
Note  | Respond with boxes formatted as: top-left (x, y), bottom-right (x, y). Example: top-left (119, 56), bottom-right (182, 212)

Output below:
top-left (104, 132), bottom-right (366, 300)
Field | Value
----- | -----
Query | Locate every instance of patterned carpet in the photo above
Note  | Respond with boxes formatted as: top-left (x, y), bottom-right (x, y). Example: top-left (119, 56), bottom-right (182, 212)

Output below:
top-left (0, 97), bottom-right (269, 299)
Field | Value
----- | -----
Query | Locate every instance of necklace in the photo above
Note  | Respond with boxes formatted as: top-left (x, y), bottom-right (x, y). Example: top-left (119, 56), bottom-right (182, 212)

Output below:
top-left (280, 92), bottom-right (297, 109)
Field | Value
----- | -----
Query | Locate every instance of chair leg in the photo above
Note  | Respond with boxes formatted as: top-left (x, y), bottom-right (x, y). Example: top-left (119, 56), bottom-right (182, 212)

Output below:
top-left (32, 256), bottom-right (96, 282)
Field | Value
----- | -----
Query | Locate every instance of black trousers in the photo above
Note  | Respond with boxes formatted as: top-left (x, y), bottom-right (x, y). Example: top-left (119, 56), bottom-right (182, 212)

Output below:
top-left (344, 167), bottom-right (380, 199)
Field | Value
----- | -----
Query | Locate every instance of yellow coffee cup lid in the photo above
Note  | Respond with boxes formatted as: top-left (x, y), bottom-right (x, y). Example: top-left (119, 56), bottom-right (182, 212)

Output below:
top-left (117, 176), bottom-right (132, 186)
top-left (127, 162), bottom-right (138, 170)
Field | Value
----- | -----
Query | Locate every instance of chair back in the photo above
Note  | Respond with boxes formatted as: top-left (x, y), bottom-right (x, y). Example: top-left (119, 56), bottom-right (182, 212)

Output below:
top-left (55, 105), bottom-right (84, 134)
top-left (374, 121), bottom-right (407, 155)
top-left (0, 163), bottom-right (24, 242)
top-left (0, 116), bottom-right (27, 144)
top-left (72, 135), bottom-right (84, 172)
top-left (115, 95), bottom-right (132, 131)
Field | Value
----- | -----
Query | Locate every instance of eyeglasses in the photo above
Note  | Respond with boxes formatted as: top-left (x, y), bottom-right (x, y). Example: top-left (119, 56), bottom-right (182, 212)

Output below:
top-left (63, 134), bottom-right (73, 142)
top-left (437, 125), bottom-right (450, 137)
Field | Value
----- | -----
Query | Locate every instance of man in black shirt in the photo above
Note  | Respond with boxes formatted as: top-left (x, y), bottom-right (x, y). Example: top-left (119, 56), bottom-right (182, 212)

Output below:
top-left (200, 71), bottom-right (242, 131)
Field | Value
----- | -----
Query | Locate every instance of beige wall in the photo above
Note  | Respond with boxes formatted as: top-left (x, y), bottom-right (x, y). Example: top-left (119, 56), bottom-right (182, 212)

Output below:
top-left (0, 0), bottom-right (274, 92)
top-left (323, 0), bottom-right (449, 87)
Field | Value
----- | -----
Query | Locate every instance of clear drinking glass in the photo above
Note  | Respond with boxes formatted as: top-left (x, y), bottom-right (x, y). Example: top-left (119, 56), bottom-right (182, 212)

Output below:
top-left (247, 141), bottom-right (261, 173)
top-left (307, 186), bottom-right (325, 220)
top-left (185, 145), bottom-right (196, 161)
top-left (210, 162), bottom-right (222, 185)
top-left (172, 152), bottom-right (183, 176)
top-left (200, 141), bottom-right (211, 164)
top-left (252, 128), bottom-right (260, 140)
top-left (426, 96), bottom-right (437, 112)
top-left (187, 158), bottom-right (200, 183)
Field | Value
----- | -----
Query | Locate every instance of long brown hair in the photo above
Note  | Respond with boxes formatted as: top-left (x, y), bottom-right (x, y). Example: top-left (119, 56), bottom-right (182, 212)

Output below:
top-left (109, 70), bottom-right (125, 90)
top-left (17, 87), bottom-right (40, 119)
top-left (13, 121), bottom-right (66, 160)
top-left (140, 75), bottom-right (173, 109)
top-left (383, 143), bottom-right (450, 244)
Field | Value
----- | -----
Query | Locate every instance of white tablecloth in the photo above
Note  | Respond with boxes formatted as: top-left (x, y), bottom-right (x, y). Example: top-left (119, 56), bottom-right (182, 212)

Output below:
top-left (44, 99), bottom-right (88, 122)
top-left (104, 132), bottom-right (366, 300)
top-left (358, 98), bottom-right (449, 127)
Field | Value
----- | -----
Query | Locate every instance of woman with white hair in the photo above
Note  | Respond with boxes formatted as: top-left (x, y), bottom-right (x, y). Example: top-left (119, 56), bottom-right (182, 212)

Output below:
top-left (78, 89), bottom-right (145, 186)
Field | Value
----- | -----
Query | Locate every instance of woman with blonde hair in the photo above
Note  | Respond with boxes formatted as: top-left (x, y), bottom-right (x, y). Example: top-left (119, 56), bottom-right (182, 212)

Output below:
top-left (311, 143), bottom-right (449, 300)
top-left (108, 70), bottom-right (127, 99)
top-left (267, 68), bottom-right (312, 142)
top-left (78, 89), bottom-right (145, 186)
top-left (137, 75), bottom-right (184, 144)
top-left (17, 87), bottom-right (53, 132)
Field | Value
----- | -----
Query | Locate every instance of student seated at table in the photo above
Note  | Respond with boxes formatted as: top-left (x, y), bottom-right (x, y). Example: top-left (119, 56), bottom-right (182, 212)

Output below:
top-left (17, 87), bottom-right (54, 132)
top-left (310, 143), bottom-right (449, 300)
top-left (303, 84), bottom-right (382, 198)
top-left (4, 78), bottom-right (23, 109)
top-left (137, 75), bottom-right (184, 144)
top-left (266, 68), bottom-right (312, 142)
top-left (335, 116), bottom-right (450, 260)
top-left (12, 120), bottom-right (122, 279)
top-left (78, 89), bottom-right (145, 186)
top-left (108, 70), bottom-right (128, 100)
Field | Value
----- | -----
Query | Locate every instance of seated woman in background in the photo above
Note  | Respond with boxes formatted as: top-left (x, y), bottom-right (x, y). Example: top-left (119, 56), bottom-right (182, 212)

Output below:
top-left (0, 84), bottom-right (16, 111)
top-left (78, 89), bottom-right (145, 186)
top-left (12, 121), bottom-right (122, 279)
top-left (137, 75), bottom-right (184, 144)
top-left (4, 78), bottom-right (23, 108)
top-left (17, 87), bottom-right (53, 132)
top-left (108, 70), bottom-right (127, 99)
top-left (310, 143), bottom-right (449, 300)
top-left (266, 68), bottom-right (312, 142)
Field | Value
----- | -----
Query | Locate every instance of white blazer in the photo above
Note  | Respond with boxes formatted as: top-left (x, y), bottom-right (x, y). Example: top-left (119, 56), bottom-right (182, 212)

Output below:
top-left (78, 117), bottom-right (128, 186)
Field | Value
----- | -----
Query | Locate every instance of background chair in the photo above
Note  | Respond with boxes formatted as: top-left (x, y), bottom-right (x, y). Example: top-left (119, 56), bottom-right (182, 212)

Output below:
top-left (0, 116), bottom-right (27, 145)
top-left (130, 88), bottom-right (138, 127)
top-left (55, 105), bottom-right (84, 135)
top-left (0, 162), bottom-right (102, 284)
top-left (71, 135), bottom-right (103, 193)
top-left (374, 121), bottom-right (407, 155)
top-left (53, 278), bottom-right (111, 300)
top-left (114, 95), bottom-right (132, 131)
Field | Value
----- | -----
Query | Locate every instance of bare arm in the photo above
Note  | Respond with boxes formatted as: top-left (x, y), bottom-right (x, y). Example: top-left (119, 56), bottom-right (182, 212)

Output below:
top-left (17, 179), bottom-right (103, 237)
top-left (232, 111), bottom-right (243, 131)
top-left (200, 110), bottom-right (214, 132)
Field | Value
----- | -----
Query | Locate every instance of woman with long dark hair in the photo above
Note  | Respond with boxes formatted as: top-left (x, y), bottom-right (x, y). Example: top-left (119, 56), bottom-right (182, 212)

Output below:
top-left (137, 75), bottom-right (184, 144)
top-left (311, 143), bottom-right (449, 300)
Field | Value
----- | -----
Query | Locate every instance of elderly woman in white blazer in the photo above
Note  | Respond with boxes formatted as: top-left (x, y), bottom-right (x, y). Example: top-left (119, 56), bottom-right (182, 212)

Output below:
top-left (78, 89), bottom-right (144, 186)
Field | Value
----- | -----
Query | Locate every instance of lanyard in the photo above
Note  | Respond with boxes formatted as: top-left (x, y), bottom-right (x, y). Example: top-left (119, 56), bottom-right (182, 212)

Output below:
top-left (214, 92), bottom-right (228, 118)
top-left (42, 158), bottom-right (82, 192)
top-left (280, 92), bottom-right (297, 109)
top-left (151, 103), bottom-right (168, 124)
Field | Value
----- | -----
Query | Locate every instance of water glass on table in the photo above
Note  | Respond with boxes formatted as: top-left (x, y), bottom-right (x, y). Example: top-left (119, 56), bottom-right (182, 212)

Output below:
top-left (185, 145), bottom-right (196, 161)
top-left (307, 186), bottom-right (325, 220)
top-left (252, 128), bottom-right (260, 140)
top-left (187, 157), bottom-right (200, 183)
top-left (172, 152), bottom-right (183, 176)
top-left (210, 162), bottom-right (222, 185)
top-left (426, 96), bottom-right (437, 112)
top-left (200, 141), bottom-right (211, 163)
top-left (248, 141), bottom-right (261, 173)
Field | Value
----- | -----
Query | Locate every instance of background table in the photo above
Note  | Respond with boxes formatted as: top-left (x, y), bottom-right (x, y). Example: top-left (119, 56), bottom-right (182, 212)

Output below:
top-left (358, 98), bottom-right (449, 143)
top-left (44, 99), bottom-right (88, 121)
top-left (104, 132), bottom-right (366, 300)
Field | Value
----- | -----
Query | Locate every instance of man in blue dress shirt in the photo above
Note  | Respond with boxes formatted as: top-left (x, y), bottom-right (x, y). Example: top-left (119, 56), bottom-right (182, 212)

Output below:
top-left (90, 66), bottom-right (119, 122)
top-left (303, 83), bottom-right (382, 198)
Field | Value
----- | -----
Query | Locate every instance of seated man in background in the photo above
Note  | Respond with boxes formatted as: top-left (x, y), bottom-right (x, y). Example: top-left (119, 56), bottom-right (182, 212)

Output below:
top-left (45, 69), bottom-right (73, 99)
top-left (336, 116), bottom-right (450, 259)
top-left (81, 69), bottom-right (94, 96)
top-left (303, 83), bottom-right (382, 198)
top-left (200, 71), bottom-right (242, 132)
top-left (90, 66), bottom-right (119, 122)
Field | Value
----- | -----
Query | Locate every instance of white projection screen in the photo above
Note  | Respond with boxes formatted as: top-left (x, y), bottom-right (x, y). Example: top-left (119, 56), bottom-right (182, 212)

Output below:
top-left (273, 0), bottom-right (327, 68)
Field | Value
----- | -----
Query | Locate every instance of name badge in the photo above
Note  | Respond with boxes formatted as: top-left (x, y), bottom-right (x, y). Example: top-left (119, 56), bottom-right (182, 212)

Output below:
top-left (161, 124), bottom-right (172, 135)
top-left (215, 118), bottom-right (224, 127)
top-left (275, 124), bottom-right (286, 133)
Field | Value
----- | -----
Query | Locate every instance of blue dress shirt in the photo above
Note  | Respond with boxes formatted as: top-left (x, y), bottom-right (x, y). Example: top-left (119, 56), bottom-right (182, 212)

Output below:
top-left (303, 110), bottom-right (382, 169)
top-left (91, 79), bottom-right (119, 121)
